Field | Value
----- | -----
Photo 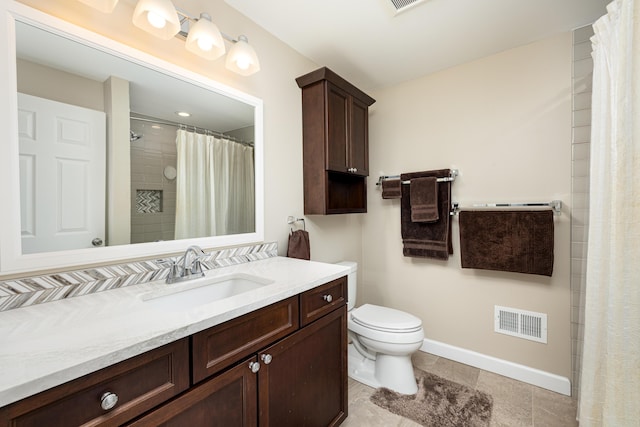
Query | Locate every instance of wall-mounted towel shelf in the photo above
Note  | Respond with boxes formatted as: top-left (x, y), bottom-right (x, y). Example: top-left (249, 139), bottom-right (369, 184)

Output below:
top-left (451, 200), bottom-right (563, 216)
top-left (377, 169), bottom-right (458, 186)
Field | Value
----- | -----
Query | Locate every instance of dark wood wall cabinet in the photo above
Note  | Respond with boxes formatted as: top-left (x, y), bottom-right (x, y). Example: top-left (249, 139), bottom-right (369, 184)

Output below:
top-left (0, 276), bottom-right (348, 427)
top-left (296, 67), bottom-right (376, 215)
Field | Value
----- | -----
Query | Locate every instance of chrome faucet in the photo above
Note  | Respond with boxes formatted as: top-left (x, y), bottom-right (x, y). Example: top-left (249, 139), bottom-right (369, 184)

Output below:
top-left (164, 245), bottom-right (207, 284)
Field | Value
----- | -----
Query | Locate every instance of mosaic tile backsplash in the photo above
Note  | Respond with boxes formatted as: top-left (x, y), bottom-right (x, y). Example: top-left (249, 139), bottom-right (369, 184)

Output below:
top-left (0, 242), bottom-right (278, 312)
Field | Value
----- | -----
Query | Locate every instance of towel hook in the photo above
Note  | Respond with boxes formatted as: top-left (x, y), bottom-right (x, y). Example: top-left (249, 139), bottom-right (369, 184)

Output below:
top-left (287, 215), bottom-right (306, 233)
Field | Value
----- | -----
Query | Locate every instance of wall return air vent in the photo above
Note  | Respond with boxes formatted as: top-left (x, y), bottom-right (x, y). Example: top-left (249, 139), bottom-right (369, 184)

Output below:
top-left (386, 0), bottom-right (429, 15)
top-left (494, 306), bottom-right (548, 344)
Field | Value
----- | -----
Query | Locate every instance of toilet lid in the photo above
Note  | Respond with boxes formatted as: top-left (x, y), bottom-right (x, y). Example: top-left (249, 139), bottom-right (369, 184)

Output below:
top-left (351, 304), bottom-right (422, 333)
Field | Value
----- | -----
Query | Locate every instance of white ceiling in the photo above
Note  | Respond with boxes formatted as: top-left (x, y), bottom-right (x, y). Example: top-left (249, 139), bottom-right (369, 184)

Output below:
top-left (225, 0), bottom-right (608, 91)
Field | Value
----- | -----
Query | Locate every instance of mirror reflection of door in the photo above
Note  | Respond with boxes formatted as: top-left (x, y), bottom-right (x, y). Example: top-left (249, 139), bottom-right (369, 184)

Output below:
top-left (18, 93), bottom-right (106, 254)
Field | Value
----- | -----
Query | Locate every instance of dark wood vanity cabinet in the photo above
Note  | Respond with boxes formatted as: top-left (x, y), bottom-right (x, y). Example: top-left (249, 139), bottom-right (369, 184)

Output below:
top-left (296, 67), bottom-right (376, 215)
top-left (0, 277), bottom-right (347, 427)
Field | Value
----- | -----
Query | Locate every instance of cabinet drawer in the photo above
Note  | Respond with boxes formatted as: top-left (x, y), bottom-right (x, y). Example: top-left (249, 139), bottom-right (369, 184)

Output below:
top-left (1, 339), bottom-right (189, 427)
top-left (192, 297), bottom-right (299, 383)
top-left (300, 276), bottom-right (347, 326)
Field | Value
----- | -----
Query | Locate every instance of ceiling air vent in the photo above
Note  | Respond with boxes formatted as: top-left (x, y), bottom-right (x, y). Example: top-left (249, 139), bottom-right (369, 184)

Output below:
top-left (387, 0), bottom-right (428, 15)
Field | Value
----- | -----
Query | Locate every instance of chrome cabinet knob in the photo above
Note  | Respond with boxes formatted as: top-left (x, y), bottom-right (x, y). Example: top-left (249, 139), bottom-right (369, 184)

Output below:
top-left (249, 361), bottom-right (260, 373)
top-left (323, 294), bottom-right (333, 303)
top-left (100, 392), bottom-right (118, 411)
top-left (261, 353), bottom-right (273, 364)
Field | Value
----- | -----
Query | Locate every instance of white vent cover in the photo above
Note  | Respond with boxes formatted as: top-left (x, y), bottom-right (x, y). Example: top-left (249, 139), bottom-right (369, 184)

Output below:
top-left (495, 306), bottom-right (547, 344)
top-left (386, 0), bottom-right (428, 15)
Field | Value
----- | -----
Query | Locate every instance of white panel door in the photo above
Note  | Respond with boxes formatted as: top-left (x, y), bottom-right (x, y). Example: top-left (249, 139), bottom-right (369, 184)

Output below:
top-left (18, 93), bottom-right (106, 254)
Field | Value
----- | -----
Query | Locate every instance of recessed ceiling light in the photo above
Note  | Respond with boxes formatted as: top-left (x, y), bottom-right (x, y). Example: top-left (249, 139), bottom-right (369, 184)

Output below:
top-left (176, 111), bottom-right (191, 117)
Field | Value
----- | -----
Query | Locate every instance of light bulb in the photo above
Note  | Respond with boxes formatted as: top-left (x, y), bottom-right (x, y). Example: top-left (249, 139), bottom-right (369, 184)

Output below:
top-left (235, 56), bottom-right (251, 70)
top-left (197, 37), bottom-right (214, 52)
top-left (146, 10), bottom-right (166, 29)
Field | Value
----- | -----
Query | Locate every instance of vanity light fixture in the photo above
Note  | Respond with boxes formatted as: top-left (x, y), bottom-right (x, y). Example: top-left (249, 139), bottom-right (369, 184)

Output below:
top-left (225, 35), bottom-right (260, 76)
top-left (132, 0), bottom-right (181, 40)
top-left (185, 13), bottom-right (225, 61)
top-left (77, 0), bottom-right (260, 76)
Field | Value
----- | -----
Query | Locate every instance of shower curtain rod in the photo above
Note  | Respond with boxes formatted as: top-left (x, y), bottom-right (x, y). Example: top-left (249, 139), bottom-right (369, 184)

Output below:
top-left (129, 115), bottom-right (253, 146)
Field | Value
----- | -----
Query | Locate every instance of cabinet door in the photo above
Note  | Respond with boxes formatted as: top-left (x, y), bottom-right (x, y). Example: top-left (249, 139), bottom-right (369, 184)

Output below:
top-left (325, 83), bottom-right (349, 173)
top-left (258, 306), bottom-right (347, 427)
top-left (127, 357), bottom-right (258, 427)
top-left (349, 97), bottom-right (369, 176)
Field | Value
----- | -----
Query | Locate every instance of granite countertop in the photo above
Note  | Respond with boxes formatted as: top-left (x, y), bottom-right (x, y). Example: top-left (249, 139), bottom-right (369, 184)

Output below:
top-left (0, 257), bottom-right (349, 407)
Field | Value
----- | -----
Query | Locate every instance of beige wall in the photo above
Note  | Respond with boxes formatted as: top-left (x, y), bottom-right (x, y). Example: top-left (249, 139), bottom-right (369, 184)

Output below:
top-left (17, 58), bottom-right (104, 110)
top-left (15, 0), bottom-right (364, 267)
top-left (363, 33), bottom-right (573, 378)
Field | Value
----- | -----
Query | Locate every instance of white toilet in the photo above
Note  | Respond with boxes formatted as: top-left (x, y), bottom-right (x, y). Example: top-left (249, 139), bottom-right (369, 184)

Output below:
top-left (338, 261), bottom-right (424, 395)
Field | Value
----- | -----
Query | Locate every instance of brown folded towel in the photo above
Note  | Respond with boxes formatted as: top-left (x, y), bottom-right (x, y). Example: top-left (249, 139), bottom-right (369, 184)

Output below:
top-left (400, 169), bottom-right (453, 260)
top-left (287, 229), bottom-right (311, 260)
top-left (459, 210), bottom-right (554, 276)
top-left (410, 176), bottom-right (439, 222)
top-left (381, 179), bottom-right (402, 199)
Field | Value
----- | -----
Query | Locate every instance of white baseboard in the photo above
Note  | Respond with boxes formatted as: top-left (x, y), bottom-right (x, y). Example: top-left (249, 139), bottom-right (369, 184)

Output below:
top-left (420, 338), bottom-right (571, 396)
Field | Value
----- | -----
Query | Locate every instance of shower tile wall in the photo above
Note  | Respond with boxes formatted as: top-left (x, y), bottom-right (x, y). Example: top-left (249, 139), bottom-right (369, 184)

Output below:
top-left (130, 120), bottom-right (178, 244)
top-left (571, 25), bottom-right (593, 398)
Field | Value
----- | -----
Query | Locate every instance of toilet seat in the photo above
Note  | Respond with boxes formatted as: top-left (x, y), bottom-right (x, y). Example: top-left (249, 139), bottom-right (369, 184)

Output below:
top-left (350, 304), bottom-right (423, 333)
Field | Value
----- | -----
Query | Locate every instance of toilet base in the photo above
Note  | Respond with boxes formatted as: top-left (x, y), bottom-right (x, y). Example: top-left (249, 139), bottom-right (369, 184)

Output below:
top-left (348, 343), bottom-right (419, 395)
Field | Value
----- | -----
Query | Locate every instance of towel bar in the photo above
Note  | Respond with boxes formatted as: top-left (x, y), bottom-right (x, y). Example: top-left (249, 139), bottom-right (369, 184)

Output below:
top-left (377, 169), bottom-right (458, 186)
top-left (450, 200), bottom-right (563, 216)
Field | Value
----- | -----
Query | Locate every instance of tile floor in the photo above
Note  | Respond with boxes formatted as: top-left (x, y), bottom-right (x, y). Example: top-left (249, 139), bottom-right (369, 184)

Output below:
top-left (342, 351), bottom-right (578, 427)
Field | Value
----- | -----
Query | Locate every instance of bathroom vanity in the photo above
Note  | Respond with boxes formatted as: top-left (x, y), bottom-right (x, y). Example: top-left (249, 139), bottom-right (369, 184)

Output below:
top-left (0, 258), bottom-right (349, 426)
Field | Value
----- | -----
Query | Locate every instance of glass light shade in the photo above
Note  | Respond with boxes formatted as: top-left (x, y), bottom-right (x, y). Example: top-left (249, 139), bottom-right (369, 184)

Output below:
top-left (185, 14), bottom-right (225, 60)
top-left (225, 35), bottom-right (260, 76)
top-left (78, 0), bottom-right (119, 13)
top-left (132, 0), bottom-right (181, 40)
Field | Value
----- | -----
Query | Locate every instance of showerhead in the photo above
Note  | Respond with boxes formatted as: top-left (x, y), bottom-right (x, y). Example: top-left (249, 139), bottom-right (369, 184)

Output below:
top-left (130, 130), bottom-right (143, 142)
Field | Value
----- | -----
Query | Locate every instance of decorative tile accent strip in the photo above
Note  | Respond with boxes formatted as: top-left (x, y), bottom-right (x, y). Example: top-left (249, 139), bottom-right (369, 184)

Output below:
top-left (0, 242), bottom-right (278, 312)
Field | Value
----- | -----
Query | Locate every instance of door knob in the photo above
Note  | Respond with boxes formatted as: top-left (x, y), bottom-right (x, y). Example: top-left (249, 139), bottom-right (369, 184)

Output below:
top-left (92, 238), bottom-right (104, 247)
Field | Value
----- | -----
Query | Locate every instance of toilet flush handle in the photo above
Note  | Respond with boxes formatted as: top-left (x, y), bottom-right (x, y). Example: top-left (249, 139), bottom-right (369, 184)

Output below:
top-left (323, 294), bottom-right (333, 303)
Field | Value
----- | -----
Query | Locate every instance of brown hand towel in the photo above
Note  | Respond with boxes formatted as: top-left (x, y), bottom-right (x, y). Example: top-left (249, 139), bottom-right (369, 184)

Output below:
top-left (381, 179), bottom-right (402, 199)
top-left (410, 176), bottom-right (439, 222)
top-left (287, 229), bottom-right (311, 260)
top-left (458, 210), bottom-right (554, 276)
top-left (400, 169), bottom-right (453, 260)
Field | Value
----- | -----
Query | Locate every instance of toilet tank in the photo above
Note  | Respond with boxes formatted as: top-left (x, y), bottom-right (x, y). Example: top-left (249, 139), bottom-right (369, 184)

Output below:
top-left (336, 261), bottom-right (357, 311)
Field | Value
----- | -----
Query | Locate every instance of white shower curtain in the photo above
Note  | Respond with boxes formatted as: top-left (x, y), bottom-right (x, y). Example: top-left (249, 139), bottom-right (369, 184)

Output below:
top-left (578, 0), bottom-right (640, 425)
top-left (174, 129), bottom-right (254, 239)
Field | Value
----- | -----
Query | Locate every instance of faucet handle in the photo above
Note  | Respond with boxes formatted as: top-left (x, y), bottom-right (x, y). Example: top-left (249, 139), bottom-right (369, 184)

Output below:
top-left (190, 253), bottom-right (208, 275)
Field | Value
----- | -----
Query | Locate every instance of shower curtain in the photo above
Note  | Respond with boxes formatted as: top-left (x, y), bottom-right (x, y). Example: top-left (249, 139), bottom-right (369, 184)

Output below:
top-left (578, 0), bottom-right (640, 425)
top-left (174, 129), bottom-right (254, 239)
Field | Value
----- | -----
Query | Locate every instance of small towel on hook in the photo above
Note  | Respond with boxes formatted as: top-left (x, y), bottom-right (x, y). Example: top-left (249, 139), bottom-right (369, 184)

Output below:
top-left (287, 229), bottom-right (311, 260)
top-left (381, 179), bottom-right (402, 199)
top-left (410, 176), bottom-right (439, 222)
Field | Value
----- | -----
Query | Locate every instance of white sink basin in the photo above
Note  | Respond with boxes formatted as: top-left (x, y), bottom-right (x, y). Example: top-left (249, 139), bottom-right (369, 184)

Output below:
top-left (141, 273), bottom-right (274, 311)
